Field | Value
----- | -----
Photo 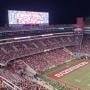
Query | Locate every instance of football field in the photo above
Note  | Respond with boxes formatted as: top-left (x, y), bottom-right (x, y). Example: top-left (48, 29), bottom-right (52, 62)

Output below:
top-left (62, 63), bottom-right (90, 90)
top-left (47, 60), bottom-right (90, 90)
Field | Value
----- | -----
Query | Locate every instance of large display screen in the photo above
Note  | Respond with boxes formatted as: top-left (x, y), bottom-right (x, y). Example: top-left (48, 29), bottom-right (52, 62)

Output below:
top-left (8, 10), bottom-right (49, 25)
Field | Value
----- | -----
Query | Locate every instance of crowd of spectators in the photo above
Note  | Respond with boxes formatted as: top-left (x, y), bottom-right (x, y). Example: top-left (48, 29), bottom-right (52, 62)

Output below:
top-left (22, 48), bottom-right (74, 73)
top-left (0, 35), bottom-right (74, 65)
top-left (66, 35), bottom-right (90, 55)
top-left (0, 60), bottom-right (48, 90)
top-left (1, 32), bottom-right (89, 90)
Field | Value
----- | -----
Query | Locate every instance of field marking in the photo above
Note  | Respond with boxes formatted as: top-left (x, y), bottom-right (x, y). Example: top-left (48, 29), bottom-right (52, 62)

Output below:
top-left (47, 61), bottom-right (90, 90)
top-left (88, 84), bottom-right (90, 86)
top-left (48, 61), bottom-right (89, 80)
top-left (75, 79), bottom-right (81, 83)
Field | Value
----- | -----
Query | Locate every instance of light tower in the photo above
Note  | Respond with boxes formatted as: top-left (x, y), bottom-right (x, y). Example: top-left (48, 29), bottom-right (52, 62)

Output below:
top-left (74, 17), bottom-right (84, 48)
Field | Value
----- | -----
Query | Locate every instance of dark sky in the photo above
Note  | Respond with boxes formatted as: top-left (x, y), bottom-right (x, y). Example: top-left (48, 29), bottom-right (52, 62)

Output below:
top-left (0, 0), bottom-right (90, 26)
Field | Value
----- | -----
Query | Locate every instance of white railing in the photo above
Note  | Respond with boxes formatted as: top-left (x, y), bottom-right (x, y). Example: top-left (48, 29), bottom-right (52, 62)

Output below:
top-left (0, 76), bottom-right (22, 90)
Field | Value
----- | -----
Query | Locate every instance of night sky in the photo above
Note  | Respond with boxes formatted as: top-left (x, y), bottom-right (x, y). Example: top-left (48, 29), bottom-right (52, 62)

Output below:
top-left (0, 0), bottom-right (90, 26)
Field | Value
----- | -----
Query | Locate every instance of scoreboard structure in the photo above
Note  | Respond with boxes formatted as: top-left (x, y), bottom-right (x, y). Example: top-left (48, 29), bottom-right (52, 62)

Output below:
top-left (8, 10), bottom-right (49, 26)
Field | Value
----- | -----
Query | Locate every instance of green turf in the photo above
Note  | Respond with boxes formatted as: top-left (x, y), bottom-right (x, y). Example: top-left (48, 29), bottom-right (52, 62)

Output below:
top-left (40, 59), bottom-right (78, 90)
top-left (40, 59), bottom-right (83, 90)
top-left (62, 64), bottom-right (90, 90)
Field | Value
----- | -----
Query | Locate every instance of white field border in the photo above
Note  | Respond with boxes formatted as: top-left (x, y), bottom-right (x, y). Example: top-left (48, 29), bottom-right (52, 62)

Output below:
top-left (54, 61), bottom-right (89, 78)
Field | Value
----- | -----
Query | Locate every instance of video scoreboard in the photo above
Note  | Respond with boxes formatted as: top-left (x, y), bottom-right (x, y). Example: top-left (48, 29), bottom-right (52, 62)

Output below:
top-left (8, 10), bottom-right (49, 25)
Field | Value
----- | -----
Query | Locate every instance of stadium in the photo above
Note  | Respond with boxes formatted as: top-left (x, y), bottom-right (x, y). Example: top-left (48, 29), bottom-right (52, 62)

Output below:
top-left (0, 1), bottom-right (90, 90)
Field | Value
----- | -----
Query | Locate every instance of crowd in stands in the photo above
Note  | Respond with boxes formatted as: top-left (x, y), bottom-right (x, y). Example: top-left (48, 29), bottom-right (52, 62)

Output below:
top-left (0, 35), bottom-right (74, 65)
top-left (22, 48), bottom-right (74, 73)
top-left (0, 47), bottom-right (74, 89)
top-left (80, 36), bottom-right (90, 54)
top-left (1, 31), bottom-right (90, 90)
top-left (67, 35), bottom-right (90, 54)
top-left (0, 60), bottom-right (48, 90)
top-left (67, 46), bottom-right (81, 53)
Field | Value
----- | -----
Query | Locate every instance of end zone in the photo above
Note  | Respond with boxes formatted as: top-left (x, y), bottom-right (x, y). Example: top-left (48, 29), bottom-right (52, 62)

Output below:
top-left (48, 61), bottom-right (89, 80)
